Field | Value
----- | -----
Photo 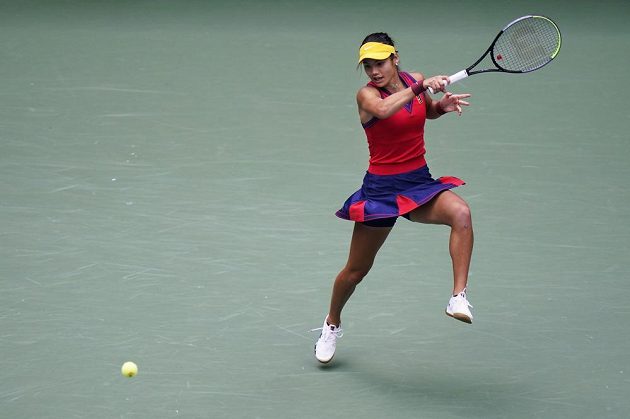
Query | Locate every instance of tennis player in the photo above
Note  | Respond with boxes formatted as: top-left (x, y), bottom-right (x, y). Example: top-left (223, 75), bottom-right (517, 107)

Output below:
top-left (314, 33), bottom-right (473, 364)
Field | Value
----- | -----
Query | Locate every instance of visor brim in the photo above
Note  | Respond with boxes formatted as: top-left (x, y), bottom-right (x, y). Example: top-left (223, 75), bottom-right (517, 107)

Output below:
top-left (358, 52), bottom-right (393, 64)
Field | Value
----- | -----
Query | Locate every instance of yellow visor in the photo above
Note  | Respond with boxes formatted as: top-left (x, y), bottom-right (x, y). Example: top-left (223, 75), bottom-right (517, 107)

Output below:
top-left (358, 42), bottom-right (396, 64)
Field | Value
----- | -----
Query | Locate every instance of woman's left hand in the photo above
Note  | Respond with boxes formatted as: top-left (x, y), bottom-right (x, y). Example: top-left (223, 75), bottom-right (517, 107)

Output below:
top-left (439, 92), bottom-right (471, 116)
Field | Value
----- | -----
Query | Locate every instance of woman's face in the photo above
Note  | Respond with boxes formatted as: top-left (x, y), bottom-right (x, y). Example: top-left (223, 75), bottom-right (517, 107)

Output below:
top-left (362, 56), bottom-right (398, 87)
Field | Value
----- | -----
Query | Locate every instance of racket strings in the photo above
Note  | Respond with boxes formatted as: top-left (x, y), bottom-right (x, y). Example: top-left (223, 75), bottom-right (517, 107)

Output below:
top-left (493, 17), bottom-right (561, 72)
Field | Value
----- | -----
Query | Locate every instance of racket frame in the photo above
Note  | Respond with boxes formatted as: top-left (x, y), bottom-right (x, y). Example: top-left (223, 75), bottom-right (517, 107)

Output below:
top-left (428, 15), bottom-right (561, 93)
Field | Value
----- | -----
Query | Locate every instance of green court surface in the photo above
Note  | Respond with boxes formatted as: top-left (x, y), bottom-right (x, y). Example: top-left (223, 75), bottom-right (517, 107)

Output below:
top-left (1, 0), bottom-right (629, 418)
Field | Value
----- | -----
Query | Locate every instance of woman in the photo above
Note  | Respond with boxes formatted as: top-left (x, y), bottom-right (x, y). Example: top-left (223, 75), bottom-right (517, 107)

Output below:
top-left (313, 33), bottom-right (474, 364)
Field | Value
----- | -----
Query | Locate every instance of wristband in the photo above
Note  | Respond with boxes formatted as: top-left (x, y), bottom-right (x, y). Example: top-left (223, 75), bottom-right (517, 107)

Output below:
top-left (411, 81), bottom-right (425, 96)
top-left (436, 101), bottom-right (447, 115)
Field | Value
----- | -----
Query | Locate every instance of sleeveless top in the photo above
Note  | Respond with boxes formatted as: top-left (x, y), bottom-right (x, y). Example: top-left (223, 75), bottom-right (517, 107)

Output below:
top-left (362, 72), bottom-right (427, 175)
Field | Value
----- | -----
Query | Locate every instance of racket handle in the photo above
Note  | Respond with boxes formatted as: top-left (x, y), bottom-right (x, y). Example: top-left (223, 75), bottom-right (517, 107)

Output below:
top-left (427, 70), bottom-right (469, 94)
top-left (448, 69), bottom-right (469, 85)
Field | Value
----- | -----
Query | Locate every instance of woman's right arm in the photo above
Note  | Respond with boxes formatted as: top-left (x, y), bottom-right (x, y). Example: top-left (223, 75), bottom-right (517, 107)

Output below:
top-left (357, 86), bottom-right (416, 122)
top-left (357, 75), bottom-right (449, 123)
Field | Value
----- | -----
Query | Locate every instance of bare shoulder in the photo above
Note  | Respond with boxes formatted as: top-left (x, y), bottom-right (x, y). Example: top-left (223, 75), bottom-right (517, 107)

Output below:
top-left (409, 71), bottom-right (425, 82)
top-left (356, 84), bottom-right (380, 101)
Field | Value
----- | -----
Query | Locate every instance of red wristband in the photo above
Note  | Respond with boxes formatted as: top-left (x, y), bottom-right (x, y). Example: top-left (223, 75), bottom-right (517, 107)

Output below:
top-left (436, 101), bottom-right (447, 115)
top-left (411, 81), bottom-right (425, 96)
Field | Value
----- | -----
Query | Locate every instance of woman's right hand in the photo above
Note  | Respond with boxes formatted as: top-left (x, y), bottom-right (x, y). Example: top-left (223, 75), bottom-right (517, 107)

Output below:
top-left (423, 75), bottom-right (450, 93)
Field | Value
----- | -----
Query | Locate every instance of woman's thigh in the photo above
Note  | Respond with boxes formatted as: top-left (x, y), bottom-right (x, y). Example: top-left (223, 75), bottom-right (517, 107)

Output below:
top-left (407, 191), bottom-right (470, 226)
top-left (346, 222), bottom-right (393, 271)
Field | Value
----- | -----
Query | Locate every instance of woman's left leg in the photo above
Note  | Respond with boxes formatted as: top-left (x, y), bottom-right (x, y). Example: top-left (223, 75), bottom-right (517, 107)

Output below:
top-left (407, 190), bottom-right (473, 295)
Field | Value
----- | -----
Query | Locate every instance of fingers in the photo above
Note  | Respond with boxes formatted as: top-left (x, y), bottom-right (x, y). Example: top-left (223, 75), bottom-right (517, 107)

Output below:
top-left (434, 87), bottom-right (472, 116)
top-left (445, 92), bottom-right (470, 103)
top-left (448, 93), bottom-right (471, 107)
top-left (454, 98), bottom-right (469, 115)
top-left (437, 76), bottom-right (449, 92)
top-left (438, 92), bottom-right (471, 116)
top-left (425, 76), bottom-right (449, 93)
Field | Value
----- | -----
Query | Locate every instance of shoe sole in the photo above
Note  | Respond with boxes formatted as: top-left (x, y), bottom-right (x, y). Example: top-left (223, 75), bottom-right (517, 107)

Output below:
top-left (313, 347), bottom-right (335, 364)
top-left (446, 310), bottom-right (472, 324)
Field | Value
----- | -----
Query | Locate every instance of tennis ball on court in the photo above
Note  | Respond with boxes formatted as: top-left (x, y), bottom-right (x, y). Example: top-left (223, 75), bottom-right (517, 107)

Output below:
top-left (121, 361), bottom-right (138, 377)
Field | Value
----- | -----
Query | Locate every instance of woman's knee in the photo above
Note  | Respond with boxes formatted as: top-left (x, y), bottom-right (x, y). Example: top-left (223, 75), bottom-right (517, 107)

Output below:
top-left (343, 265), bottom-right (371, 285)
top-left (452, 202), bottom-right (472, 229)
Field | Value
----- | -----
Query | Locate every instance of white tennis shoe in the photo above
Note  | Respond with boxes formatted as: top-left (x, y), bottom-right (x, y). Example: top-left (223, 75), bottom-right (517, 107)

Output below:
top-left (446, 290), bottom-right (474, 324)
top-left (312, 318), bottom-right (343, 363)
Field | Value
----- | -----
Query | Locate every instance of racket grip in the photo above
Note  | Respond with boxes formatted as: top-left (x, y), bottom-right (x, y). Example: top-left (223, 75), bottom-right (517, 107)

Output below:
top-left (448, 70), bottom-right (469, 85)
top-left (427, 70), bottom-right (469, 94)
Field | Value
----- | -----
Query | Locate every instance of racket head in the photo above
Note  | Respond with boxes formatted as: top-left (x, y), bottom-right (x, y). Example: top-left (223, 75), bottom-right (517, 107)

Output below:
top-left (491, 15), bottom-right (561, 73)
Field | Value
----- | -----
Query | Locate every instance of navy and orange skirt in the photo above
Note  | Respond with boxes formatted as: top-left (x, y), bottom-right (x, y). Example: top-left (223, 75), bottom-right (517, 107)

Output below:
top-left (335, 165), bottom-right (464, 224)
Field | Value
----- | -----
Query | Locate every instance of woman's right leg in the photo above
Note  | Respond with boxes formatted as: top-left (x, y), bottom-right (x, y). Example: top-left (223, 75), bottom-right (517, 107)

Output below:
top-left (326, 222), bottom-right (393, 326)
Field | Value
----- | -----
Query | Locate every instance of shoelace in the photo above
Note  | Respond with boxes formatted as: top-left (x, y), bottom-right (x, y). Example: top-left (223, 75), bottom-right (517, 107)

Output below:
top-left (310, 325), bottom-right (344, 340)
top-left (460, 289), bottom-right (473, 308)
top-left (453, 293), bottom-right (473, 308)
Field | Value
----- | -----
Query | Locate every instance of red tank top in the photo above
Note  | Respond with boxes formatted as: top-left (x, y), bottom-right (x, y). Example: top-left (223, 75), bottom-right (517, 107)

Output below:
top-left (362, 72), bottom-right (427, 175)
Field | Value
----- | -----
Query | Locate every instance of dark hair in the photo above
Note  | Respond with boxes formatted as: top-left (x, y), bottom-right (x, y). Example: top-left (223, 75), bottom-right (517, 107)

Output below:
top-left (361, 32), bottom-right (395, 47)
top-left (359, 32), bottom-right (397, 67)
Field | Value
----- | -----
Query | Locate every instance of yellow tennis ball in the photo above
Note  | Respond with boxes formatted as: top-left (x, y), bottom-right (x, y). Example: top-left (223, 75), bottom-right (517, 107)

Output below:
top-left (121, 361), bottom-right (138, 378)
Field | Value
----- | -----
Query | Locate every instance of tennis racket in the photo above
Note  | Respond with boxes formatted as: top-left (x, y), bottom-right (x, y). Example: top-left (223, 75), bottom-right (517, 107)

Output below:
top-left (428, 15), bottom-right (561, 93)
